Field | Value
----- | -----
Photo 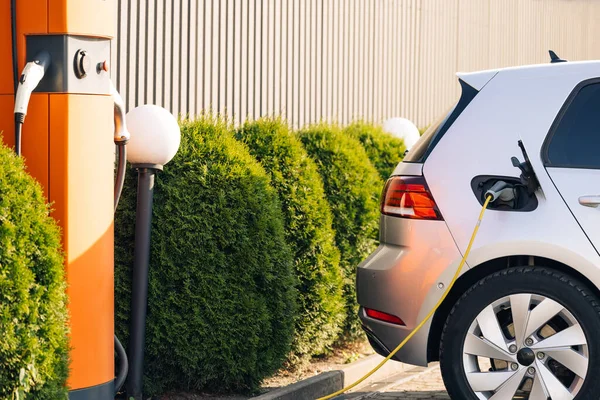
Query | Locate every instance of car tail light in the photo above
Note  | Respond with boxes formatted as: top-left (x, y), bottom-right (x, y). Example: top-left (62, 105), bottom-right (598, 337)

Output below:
top-left (380, 176), bottom-right (442, 220)
top-left (365, 308), bottom-right (405, 326)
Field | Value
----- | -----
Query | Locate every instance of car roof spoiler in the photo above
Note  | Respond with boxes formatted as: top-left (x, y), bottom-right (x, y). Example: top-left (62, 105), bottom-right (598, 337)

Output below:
top-left (456, 69), bottom-right (499, 91)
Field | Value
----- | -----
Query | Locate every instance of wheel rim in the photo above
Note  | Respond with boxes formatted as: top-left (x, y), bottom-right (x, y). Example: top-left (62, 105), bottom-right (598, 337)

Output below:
top-left (462, 294), bottom-right (589, 399)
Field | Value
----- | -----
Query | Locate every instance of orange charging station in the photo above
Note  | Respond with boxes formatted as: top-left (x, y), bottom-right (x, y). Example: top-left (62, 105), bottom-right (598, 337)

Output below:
top-left (1, 0), bottom-right (117, 398)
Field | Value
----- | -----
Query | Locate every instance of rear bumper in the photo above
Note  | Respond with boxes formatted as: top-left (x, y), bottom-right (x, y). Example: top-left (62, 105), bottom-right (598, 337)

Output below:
top-left (356, 216), bottom-right (463, 366)
top-left (362, 323), bottom-right (394, 358)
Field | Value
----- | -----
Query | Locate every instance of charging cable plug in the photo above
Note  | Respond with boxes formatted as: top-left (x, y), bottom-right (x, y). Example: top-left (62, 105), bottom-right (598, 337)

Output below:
top-left (13, 51), bottom-right (51, 155)
top-left (485, 180), bottom-right (516, 203)
top-left (14, 51), bottom-right (51, 117)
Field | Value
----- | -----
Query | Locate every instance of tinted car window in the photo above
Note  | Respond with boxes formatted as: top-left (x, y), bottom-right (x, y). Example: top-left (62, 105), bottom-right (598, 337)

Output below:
top-left (403, 108), bottom-right (451, 162)
top-left (546, 82), bottom-right (600, 168)
top-left (404, 79), bottom-right (478, 163)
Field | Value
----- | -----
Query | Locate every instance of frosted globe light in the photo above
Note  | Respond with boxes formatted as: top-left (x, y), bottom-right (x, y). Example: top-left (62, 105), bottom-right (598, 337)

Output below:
top-left (126, 105), bottom-right (181, 167)
top-left (383, 117), bottom-right (420, 150)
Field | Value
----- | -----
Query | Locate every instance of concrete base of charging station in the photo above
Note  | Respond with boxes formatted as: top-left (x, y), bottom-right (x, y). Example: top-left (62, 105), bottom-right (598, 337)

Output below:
top-left (251, 354), bottom-right (411, 400)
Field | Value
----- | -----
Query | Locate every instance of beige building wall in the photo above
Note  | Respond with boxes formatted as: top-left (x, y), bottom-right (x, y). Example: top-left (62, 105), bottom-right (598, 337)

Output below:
top-left (112, 0), bottom-right (600, 129)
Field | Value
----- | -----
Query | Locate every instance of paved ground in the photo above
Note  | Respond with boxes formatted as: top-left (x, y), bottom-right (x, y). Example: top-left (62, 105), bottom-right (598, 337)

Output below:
top-left (341, 364), bottom-right (450, 400)
top-left (371, 366), bottom-right (449, 400)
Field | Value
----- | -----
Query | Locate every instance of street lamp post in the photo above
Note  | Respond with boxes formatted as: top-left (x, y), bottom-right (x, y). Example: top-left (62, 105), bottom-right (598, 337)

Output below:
top-left (123, 105), bottom-right (181, 400)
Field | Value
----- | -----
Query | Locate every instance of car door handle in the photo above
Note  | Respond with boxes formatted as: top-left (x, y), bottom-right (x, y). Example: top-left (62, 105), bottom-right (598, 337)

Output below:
top-left (579, 195), bottom-right (600, 207)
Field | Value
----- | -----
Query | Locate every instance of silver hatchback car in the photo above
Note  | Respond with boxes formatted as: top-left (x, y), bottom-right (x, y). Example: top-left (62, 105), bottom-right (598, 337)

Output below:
top-left (356, 57), bottom-right (600, 399)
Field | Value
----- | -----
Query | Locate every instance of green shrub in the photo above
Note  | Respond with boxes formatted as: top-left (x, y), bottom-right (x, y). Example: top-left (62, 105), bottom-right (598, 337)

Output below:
top-left (344, 121), bottom-right (406, 180)
top-left (0, 142), bottom-right (68, 399)
top-left (236, 118), bottom-right (345, 364)
top-left (297, 124), bottom-right (382, 339)
top-left (114, 116), bottom-right (296, 395)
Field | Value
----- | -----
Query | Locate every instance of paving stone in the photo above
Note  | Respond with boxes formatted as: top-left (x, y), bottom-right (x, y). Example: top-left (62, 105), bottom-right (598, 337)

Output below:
top-left (361, 366), bottom-right (450, 400)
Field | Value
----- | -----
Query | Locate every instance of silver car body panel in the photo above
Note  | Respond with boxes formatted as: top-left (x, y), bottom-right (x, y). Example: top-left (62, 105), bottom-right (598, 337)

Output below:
top-left (357, 217), bottom-right (463, 366)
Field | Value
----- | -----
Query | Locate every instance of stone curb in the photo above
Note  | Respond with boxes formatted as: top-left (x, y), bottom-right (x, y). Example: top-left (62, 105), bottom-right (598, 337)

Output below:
top-left (250, 354), bottom-right (412, 400)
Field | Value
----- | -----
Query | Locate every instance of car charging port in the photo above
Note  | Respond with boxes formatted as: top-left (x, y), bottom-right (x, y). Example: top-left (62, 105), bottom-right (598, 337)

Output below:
top-left (471, 140), bottom-right (541, 212)
top-left (471, 176), bottom-right (538, 211)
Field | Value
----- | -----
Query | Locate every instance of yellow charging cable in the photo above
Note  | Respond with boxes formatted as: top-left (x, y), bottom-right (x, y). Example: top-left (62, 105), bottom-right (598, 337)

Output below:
top-left (317, 195), bottom-right (493, 400)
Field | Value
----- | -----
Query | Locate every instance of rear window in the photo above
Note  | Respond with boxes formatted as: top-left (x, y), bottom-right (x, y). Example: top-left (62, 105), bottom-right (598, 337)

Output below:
top-left (404, 79), bottom-right (478, 163)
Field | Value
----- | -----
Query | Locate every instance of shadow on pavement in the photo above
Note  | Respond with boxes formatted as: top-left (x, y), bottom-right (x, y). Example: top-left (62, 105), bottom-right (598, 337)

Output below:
top-left (340, 391), bottom-right (449, 399)
top-left (383, 391), bottom-right (449, 399)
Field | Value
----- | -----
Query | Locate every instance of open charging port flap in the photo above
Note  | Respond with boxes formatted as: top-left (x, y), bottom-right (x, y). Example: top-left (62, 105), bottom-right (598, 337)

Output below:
top-left (471, 175), bottom-right (538, 212)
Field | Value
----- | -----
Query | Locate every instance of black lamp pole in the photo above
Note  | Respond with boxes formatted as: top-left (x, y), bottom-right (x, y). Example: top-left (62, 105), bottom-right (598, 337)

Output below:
top-left (125, 163), bottom-right (163, 400)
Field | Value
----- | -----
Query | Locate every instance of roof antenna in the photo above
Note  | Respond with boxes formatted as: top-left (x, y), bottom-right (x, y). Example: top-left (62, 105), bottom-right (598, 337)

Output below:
top-left (549, 50), bottom-right (567, 63)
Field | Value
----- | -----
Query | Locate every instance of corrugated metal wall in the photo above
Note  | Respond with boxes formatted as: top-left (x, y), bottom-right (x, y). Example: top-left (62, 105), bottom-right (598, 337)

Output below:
top-left (112, 0), bottom-right (600, 129)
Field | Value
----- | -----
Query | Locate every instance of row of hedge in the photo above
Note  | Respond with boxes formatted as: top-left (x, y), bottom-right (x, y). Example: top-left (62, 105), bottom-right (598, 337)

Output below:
top-left (114, 117), bottom-right (406, 396)
top-left (0, 116), bottom-right (406, 396)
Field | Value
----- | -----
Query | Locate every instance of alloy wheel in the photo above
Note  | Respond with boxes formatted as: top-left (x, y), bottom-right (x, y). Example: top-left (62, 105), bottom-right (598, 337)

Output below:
top-left (463, 294), bottom-right (588, 399)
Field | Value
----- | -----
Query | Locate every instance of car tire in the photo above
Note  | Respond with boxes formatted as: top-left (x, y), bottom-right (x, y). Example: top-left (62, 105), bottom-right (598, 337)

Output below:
top-left (440, 266), bottom-right (600, 400)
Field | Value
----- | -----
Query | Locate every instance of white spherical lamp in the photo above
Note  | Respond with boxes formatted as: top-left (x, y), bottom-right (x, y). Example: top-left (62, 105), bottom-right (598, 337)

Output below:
top-left (126, 105), bottom-right (181, 167)
top-left (383, 117), bottom-right (421, 150)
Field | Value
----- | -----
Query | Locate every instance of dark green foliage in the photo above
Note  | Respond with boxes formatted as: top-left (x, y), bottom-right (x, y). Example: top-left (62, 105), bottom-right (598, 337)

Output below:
top-left (114, 116), bottom-right (296, 395)
top-left (297, 124), bottom-right (382, 339)
top-left (344, 121), bottom-right (406, 180)
top-left (235, 118), bottom-right (345, 365)
top-left (0, 142), bottom-right (68, 399)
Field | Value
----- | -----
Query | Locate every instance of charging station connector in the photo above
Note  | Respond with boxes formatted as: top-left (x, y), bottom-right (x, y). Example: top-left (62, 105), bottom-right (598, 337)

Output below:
top-left (14, 51), bottom-right (51, 116)
top-left (13, 51), bottom-right (51, 155)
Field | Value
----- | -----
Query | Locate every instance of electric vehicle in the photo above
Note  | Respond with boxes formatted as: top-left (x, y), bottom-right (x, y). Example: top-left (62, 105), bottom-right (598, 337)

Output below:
top-left (357, 55), bottom-right (600, 399)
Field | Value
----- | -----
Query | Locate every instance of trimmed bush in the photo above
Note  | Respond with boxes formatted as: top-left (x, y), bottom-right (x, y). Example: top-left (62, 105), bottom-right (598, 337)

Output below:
top-left (236, 118), bottom-right (345, 365)
top-left (297, 124), bottom-right (382, 339)
top-left (0, 142), bottom-right (68, 399)
top-left (344, 121), bottom-right (406, 180)
top-left (115, 116), bottom-right (296, 395)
